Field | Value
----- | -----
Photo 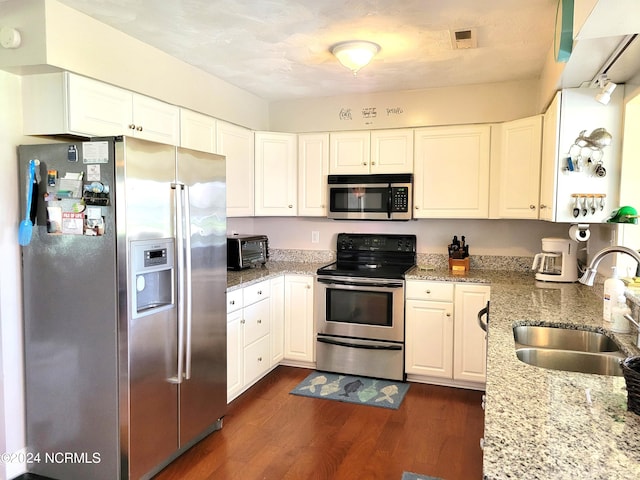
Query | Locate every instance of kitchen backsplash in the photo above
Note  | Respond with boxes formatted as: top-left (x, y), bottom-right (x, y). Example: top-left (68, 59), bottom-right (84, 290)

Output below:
top-left (269, 248), bottom-right (534, 272)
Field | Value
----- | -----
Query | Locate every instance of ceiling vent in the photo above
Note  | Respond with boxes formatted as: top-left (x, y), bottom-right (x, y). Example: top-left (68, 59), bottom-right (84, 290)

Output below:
top-left (451, 28), bottom-right (477, 49)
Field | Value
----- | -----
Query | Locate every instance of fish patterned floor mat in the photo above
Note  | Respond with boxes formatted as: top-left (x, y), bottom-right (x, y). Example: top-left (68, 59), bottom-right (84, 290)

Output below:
top-left (401, 473), bottom-right (443, 480)
top-left (290, 371), bottom-right (410, 410)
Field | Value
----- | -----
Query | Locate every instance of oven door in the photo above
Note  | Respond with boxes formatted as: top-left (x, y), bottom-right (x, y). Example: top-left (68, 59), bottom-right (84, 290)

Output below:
top-left (315, 275), bottom-right (405, 342)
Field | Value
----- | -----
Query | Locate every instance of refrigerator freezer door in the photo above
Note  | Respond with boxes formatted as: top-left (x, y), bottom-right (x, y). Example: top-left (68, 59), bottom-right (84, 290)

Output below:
top-left (118, 138), bottom-right (179, 479)
top-left (19, 141), bottom-right (120, 480)
top-left (176, 147), bottom-right (227, 446)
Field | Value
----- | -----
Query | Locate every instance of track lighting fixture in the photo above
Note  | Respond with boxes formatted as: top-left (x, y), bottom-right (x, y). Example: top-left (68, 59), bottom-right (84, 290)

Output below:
top-left (595, 75), bottom-right (617, 105)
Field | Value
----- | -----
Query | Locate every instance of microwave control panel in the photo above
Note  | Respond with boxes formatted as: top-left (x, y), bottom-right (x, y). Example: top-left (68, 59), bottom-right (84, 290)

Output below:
top-left (391, 187), bottom-right (409, 212)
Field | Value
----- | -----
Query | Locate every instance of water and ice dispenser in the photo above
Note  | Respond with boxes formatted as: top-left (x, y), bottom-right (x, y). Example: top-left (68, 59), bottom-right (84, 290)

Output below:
top-left (130, 239), bottom-right (175, 318)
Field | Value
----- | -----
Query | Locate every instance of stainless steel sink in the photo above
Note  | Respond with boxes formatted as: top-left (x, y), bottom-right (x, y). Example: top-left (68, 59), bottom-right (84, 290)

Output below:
top-left (513, 325), bottom-right (625, 376)
top-left (513, 325), bottom-right (620, 353)
top-left (515, 348), bottom-right (624, 376)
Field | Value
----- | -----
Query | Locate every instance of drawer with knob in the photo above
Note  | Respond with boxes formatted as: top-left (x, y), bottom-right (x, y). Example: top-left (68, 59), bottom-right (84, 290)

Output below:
top-left (227, 289), bottom-right (243, 313)
top-left (243, 335), bottom-right (270, 386)
top-left (405, 280), bottom-right (454, 302)
top-left (243, 280), bottom-right (271, 306)
top-left (242, 298), bottom-right (270, 346)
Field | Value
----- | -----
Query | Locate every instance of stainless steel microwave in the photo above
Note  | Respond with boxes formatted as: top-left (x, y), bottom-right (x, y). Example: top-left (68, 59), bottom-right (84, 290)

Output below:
top-left (327, 173), bottom-right (413, 220)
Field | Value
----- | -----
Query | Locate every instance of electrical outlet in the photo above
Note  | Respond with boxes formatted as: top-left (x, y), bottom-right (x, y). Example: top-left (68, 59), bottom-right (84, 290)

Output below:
top-left (311, 231), bottom-right (320, 244)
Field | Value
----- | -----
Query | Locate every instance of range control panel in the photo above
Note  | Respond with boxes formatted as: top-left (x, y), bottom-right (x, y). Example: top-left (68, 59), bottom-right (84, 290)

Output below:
top-left (337, 233), bottom-right (416, 253)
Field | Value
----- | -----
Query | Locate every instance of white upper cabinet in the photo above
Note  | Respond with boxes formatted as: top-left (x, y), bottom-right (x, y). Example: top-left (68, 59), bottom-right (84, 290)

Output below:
top-left (130, 93), bottom-right (180, 145)
top-left (217, 121), bottom-right (255, 217)
top-left (329, 131), bottom-right (371, 174)
top-left (413, 125), bottom-right (491, 218)
top-left (180, 108), bottom-right (217, 153)
top-left (329, 129), bottom-right (413, 174)
top-left (491, 115), bottom-right (543, 219)
top-left (370, 129), bottom-right (414, 173)
top-left (22, 72), bottom-right (180, 145)
top-left (254, 132), bottom-right (298, 216)
top-left (539, 92), bottom-right (561, 221)
top-left (298, 133), bottom-right (329, 217)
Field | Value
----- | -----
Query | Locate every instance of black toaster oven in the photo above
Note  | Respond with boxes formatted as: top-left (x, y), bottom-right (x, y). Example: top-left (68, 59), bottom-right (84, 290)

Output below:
top-left (227, 234), bottom-right (269, 270)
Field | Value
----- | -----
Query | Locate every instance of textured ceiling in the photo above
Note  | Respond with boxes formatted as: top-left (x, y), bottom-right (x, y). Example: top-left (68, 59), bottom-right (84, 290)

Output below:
top-left (56, 0), bottom-right (559, 101)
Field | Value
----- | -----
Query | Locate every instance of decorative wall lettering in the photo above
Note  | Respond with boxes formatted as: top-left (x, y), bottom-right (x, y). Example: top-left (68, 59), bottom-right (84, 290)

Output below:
top-left (362, 107), bottom-right (377, 119)
top-left (386, 107), bottom-right (404, 116)
top-left (339, 108), bottom-right (353, 120)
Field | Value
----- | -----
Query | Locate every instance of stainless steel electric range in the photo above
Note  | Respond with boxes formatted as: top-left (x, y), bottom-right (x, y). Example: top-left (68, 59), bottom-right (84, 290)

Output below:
top-left (315, 233), bottom-right (417, 381)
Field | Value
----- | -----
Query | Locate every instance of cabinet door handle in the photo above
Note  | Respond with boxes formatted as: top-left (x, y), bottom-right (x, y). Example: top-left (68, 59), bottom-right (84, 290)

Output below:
top-left (257, 319), bottom-right (262, 324)
top-left (415, 206), bottom-right (419, 210)
top-left (529, 204), bottom-right (536, 209)
top-left (446, 312), bottom-right (452, 317)
top-left (240, 319), bottom-right (245, 324)
top-left (257, 290), bottom-right (262, 295)
top-left (136, 126), bottom-right (143, 132)
top-left (425, 289), bottom-right (431, 294)
top-left (128, 124), bottom-right (136, 130)
top-left (288, 205), bottom-right (293, 208)
top-left (230, 300), bottom-right (235, 305)
top-left (257, 356), bottom-right (263, 362)
top-left (540, 204), bottom-right (547, 209)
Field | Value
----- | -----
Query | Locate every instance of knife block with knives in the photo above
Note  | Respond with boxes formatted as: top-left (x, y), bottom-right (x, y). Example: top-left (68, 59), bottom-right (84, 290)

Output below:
top-left (448, 235), bottom-right (470, 272)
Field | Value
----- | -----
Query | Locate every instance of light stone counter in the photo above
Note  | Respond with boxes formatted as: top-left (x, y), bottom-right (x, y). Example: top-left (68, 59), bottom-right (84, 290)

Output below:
top-left (226, 260), bottom-right (328, 290)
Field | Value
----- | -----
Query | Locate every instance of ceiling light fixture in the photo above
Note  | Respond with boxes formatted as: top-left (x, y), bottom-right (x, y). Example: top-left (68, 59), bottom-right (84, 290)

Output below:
top-left (330, 41), bottom-right (380, 76)
top-left (595, 75), bottom-right (617, 105)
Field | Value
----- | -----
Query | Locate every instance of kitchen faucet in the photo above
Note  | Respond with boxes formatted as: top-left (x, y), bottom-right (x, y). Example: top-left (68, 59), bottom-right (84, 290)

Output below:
top-left (580, 246), bottom-right (640, 348)
top-left (579, 246), bottom-right (640, 286)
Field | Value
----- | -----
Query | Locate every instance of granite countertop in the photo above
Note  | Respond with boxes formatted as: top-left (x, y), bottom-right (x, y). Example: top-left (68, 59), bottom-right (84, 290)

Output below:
top-left (480, 275), bottom-right (640, 480)
top-left (226, 260), bottom-right (328, 290)
top-left (229, 262), bottom-right (640, 479)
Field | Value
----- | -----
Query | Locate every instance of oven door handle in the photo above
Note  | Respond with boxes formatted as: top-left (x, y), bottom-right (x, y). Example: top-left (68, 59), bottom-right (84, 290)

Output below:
top-left (316, 277), bottom-right (404, 289)
top-left (317, 337), bottom-right (403, 351)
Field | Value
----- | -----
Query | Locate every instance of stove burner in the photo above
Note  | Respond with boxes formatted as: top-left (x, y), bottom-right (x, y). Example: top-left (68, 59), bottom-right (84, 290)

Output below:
top-left (317, 233), bottom-right (416, 279)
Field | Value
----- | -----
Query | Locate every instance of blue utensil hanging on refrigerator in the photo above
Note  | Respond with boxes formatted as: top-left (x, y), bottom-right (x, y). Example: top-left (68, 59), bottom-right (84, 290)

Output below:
top-left (18, 159), bottom-right (38, 246)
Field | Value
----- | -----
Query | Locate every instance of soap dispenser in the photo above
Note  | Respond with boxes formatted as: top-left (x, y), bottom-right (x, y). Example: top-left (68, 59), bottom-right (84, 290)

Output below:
top-left (603, 266), bottom-right (625, 322)
top-left (611, 295), bottom-right (631, 333)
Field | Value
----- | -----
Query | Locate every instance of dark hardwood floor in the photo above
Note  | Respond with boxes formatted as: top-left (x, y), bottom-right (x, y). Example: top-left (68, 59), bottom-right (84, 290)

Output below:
top-left (154, 366), bottom-right (484, 480)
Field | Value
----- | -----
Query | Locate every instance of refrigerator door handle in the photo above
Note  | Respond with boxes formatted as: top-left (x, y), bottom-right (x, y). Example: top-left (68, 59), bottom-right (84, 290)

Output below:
top-left (172, 181), bottom-right (185, 384)
top-left (183, 185), bottom-right (193, 380)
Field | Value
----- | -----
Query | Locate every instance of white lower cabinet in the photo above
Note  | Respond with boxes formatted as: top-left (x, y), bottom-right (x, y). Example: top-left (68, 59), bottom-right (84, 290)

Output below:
top-left (226, 280), bottom-right (272, 402)
top-left (227, 274), bottom-right (315, 402)
top-left (283, 275), bottom-right (315, 365)
top-left (453, 283), bottom-right (491, 383)
top-left (405, 280), bottom-right (490, 388)
top-left (226, 308), bottom-right (243, 402)
top-left (270, 276), bottom-right (285, 366)
top-left (405, 282), bottom-right (454, 378)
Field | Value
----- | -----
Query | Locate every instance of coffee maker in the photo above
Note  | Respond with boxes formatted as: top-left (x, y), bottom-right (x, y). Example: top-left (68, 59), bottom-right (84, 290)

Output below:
top-left (532, 237), bottom-right (578, 282)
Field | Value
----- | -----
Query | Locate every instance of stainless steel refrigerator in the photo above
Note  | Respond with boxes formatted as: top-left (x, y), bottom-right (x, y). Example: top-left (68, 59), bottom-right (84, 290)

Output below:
top-left (18, 136), bottom-right (227, 480)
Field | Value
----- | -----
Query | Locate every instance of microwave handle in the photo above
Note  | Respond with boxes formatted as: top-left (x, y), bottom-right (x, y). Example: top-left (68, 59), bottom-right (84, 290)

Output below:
top-left (387, 185), bottom-right (392, 219)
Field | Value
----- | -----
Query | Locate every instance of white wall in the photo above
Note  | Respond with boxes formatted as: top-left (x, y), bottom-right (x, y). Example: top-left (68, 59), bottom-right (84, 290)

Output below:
top-left (270, 79), bottom-right (540, 132)
top-left (229, 216), bottom-right (574, 257)
top-left (0, 70), bottom-right (26, 480)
